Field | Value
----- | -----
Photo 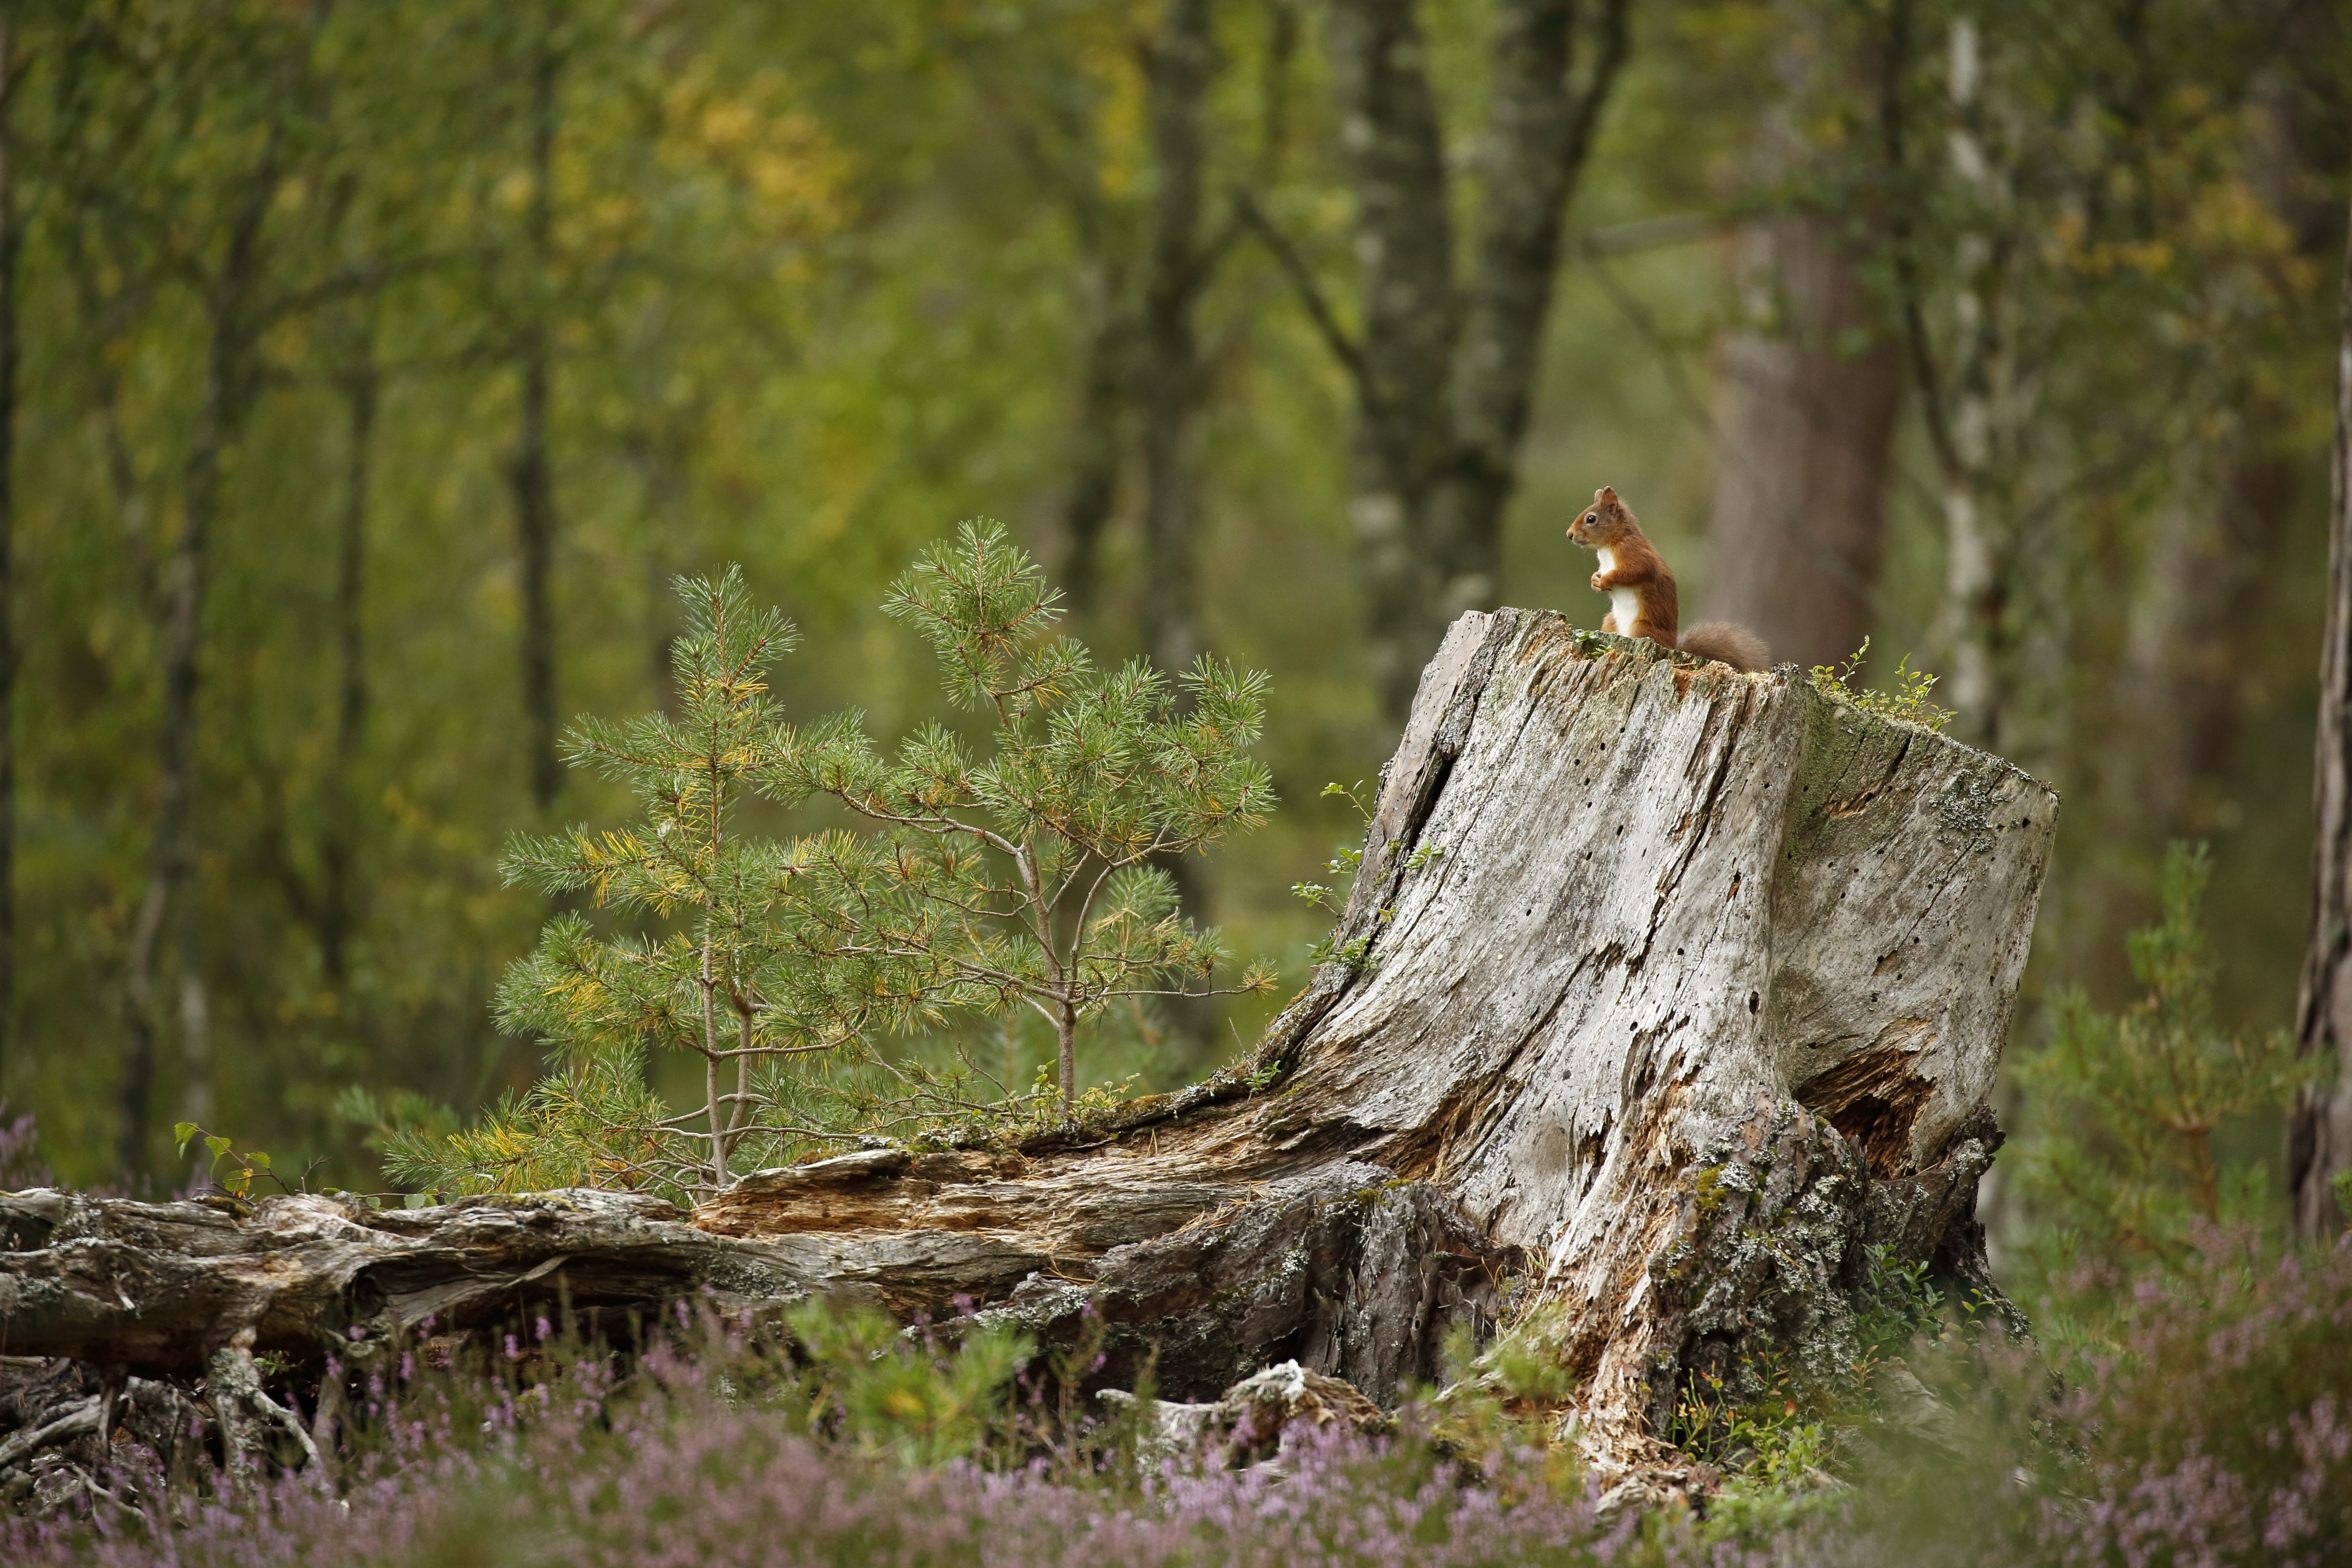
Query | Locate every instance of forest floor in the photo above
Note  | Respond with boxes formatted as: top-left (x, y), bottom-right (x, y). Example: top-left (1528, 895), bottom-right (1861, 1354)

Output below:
top-left (2, 1222), bottom-right (2346, 1566)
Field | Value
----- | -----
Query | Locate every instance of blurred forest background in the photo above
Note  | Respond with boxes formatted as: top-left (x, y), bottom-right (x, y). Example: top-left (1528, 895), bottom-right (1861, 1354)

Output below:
top-left (1, 0), bottom-right (2347, 1261)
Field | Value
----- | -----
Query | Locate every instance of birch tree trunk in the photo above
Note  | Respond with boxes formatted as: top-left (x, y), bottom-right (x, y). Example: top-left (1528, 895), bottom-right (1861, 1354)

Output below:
top-left (2291, 193), bottom-right (2352, 1243)
top-left (0, 610), bottom-right (2054, 1477)
top-left (1929, 17), bottom-right (2024, 753)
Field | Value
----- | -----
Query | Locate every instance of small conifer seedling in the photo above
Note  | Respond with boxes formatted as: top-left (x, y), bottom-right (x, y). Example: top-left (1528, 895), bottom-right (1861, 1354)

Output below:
top-left (771, 520), bottom-right (1278, 1116)
top-left (384, 570), bottom-right (869, 1202)
top-left (386, 529), bottom-right (1280, 1203)
top-left (2018, 840), bottom-right (2323, 1266)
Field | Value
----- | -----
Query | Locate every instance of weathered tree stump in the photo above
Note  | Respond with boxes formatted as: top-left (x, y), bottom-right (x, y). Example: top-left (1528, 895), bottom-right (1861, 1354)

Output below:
top-left (0, 610), bottom-right (2056, 1477)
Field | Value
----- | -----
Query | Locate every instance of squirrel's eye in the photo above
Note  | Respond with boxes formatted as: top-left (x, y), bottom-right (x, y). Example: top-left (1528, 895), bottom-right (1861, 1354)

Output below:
top-left (1584, 513), bottom-right (1596, 524)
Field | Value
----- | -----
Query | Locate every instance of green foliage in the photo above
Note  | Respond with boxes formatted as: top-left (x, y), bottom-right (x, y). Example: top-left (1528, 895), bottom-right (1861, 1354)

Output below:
top-left (1423, 1251), bottom-right (1958, 1532)
top-left (172, 1121), bottom-right (294, 1202)
top-left (1291, 780), bottom-right (1371, 915)
top-left (1414, 1313), bottom-right (1586, 1499)
top-left (1807, 639), bottom-right (1953, 732)
top-left (332, 1087), bottom-right (461, 1160)
top-left (1815, 1232), bottom-right (2352, 1566)
top-left (383, 533), bottom-right (1278, 1202)
top-left (784, 1302), bottom-right (1033, 1468)
top-left (2016, 841), bottom-right (2323, 1276)
top-left (1, 0), bottom-right (2339, 1306)
top-left (771, 520), bottom-right (1278, 1115)
top-left (381, 570), bottom-right (873, 1202)
top-left (1288, 778), bottom-right (1435, 971)
top-left (1655, 1246), bottom-right (1967, 1540)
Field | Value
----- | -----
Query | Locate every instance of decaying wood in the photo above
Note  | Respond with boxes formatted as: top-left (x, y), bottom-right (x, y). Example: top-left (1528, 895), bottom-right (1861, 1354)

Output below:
top-left (0, 608), bottom-right (2056, 1476)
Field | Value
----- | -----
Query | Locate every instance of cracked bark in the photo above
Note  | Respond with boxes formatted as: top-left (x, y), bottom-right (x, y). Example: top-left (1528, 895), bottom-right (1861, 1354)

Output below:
top-left (0, 611), bottom-right (2054, 1472)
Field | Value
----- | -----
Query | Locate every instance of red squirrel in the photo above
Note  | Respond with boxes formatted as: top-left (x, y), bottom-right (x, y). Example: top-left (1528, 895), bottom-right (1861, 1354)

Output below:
top-left (1567, 486), bottom-right (1769, 673)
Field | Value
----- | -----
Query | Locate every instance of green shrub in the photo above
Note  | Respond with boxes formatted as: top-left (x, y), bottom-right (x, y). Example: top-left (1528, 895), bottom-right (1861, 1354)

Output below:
top-left (1807, 637), bottom-right (1952, 731)
top-left (770, 520), bottom-right (1277, 1116)
top-left (2015, 841), bottom-right (2321, 1290)
top-left (383, 525), bottom-right (1276, 1203)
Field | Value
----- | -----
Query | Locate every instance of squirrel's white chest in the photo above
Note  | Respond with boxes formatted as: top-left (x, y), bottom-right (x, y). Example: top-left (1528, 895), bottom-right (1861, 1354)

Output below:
top-left (1594, 549), bottom-right (1639, 632)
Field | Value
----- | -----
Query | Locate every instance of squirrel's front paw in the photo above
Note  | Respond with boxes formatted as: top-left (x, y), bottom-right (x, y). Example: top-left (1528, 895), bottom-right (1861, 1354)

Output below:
top-left (1589, 572), bottom-right (1608, 592)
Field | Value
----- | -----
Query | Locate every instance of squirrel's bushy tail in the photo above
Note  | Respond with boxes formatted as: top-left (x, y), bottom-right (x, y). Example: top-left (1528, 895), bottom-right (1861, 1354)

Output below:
top-left (1678, 621), bottom-right (1769, 673)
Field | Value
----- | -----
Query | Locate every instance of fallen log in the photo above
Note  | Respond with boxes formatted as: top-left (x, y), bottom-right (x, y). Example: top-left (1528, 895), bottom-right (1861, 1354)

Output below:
top-left (0, 609), bottom-right (2056, 1472)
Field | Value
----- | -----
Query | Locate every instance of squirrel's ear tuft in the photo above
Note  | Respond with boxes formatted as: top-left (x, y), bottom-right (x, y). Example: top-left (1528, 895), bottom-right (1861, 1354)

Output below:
top-left (1598, 486), bottom-right (1619, 505)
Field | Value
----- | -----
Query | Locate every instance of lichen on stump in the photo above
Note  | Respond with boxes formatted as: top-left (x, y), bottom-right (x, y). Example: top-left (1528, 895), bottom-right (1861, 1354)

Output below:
top-left (1222, 611), bottom-right (2054, 1456)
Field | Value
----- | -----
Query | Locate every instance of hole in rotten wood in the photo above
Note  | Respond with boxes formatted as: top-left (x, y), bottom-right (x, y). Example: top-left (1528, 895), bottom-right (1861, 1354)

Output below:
top-left (1795, 1044), bottom-right (1937, 1178)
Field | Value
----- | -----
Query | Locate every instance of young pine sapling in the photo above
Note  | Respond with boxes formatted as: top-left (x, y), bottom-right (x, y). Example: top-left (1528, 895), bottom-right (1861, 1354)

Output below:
top-left (2019, 840), bottom-right (2323, 1264)
top-left (773, 521), bottom-right (1277, 1116)
top-left (385, 571), bottom-right (866, 1202)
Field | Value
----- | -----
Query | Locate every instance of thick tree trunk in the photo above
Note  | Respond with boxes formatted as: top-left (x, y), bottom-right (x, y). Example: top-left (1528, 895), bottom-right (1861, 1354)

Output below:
top-left (2291, 194), bottom-right (2352, 1243)
top-left (1, 612), bottom-right (2054, 1477)
top-left (1697, 2), bottom-right (1903, 674)
top-left (1702, 215), bottom-right (1902, 671)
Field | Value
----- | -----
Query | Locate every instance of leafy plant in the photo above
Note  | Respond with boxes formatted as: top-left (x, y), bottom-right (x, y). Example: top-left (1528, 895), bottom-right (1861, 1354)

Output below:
top-left (771, 520), bottom-right (1277, 1115)
top-left (785, 1302), bottom-right (1033, 1467)
top-left (382, 530), bottom-right (1278, 1203)
top-left (1290, 778), bottom-right (1435, 970)
top-left (174, 1121), bottom-right (307, 1200)
top-left (382, 570), bottom-right (878, 1203)
top-left (2016, 840), bottom-right (2324, 1269)
top-left (1808, 637), bottom-right (1952, 731)
top-left (1288, 780), bottom-right (1371, 918)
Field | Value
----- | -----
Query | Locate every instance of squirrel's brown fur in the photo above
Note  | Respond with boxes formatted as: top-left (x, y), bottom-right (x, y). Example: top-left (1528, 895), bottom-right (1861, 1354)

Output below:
top-left (1566, 486), bottom-right (1769, 674)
